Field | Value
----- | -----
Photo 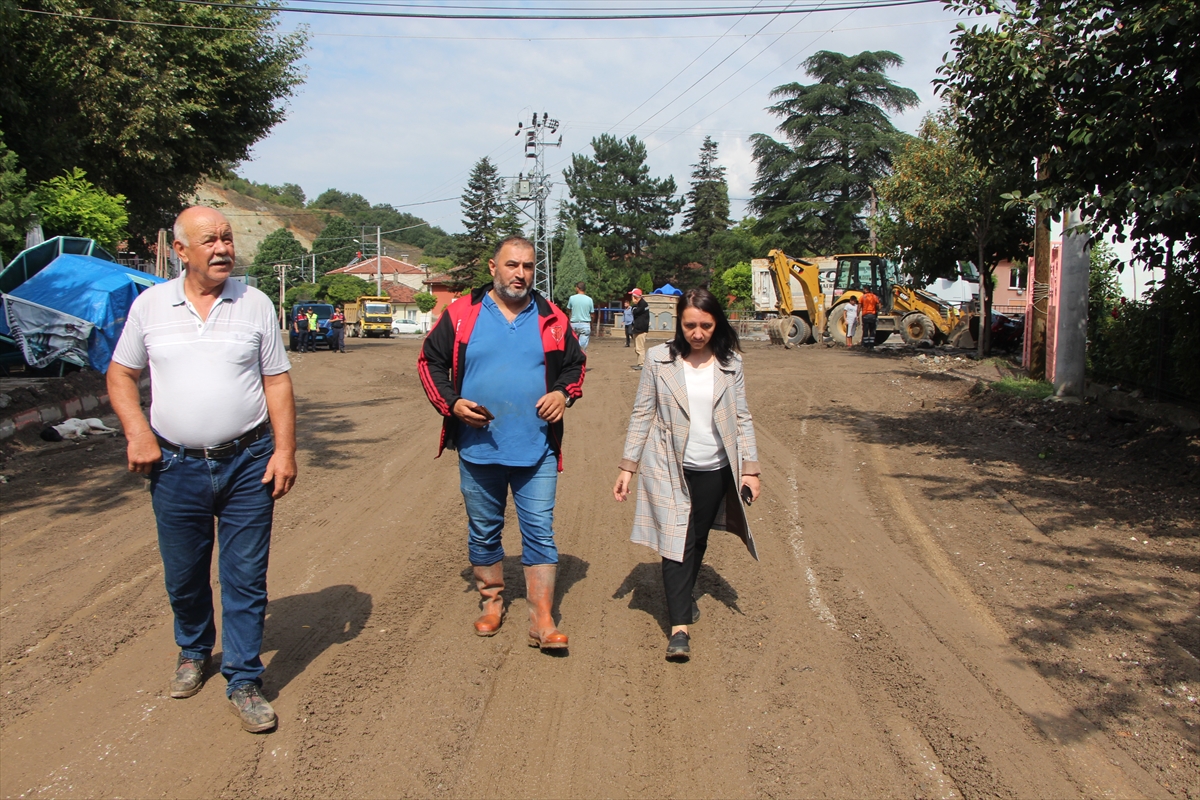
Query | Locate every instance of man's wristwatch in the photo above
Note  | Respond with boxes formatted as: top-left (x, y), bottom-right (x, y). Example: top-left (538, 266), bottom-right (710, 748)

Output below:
top-left (557, 388), bottom-right (575, 408)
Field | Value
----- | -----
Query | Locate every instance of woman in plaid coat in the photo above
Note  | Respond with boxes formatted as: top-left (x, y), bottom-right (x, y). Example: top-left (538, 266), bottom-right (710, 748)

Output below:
top-left (613, 289), bottom-right (761, 661)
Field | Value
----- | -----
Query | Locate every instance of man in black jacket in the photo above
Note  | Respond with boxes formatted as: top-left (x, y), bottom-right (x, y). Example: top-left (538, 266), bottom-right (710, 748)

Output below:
top-left (630, 288), bottom-right (651, 370)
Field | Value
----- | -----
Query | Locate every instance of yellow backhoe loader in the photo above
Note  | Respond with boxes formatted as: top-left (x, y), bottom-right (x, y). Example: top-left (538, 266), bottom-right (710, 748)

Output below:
top-left (761, 250), bottom-right (971, 347)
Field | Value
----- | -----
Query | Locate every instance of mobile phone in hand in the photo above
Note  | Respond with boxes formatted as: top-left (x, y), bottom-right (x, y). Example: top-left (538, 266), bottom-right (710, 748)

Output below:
top-left (473, 404), bottom-right (494, 421)
top-left (741, 484), bottom-right (753, 506)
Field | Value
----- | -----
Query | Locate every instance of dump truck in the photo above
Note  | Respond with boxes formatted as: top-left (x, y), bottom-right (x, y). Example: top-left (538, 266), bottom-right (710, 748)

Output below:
top-left (344, 296), bottom-right (393, 338)
top-left (756, 251), bottom-right (969, 347)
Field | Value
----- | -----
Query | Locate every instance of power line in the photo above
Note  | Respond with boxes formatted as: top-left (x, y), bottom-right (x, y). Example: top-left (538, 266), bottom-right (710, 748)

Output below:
top-left (166, 0), bottom-right (941, 20)
top-left (640, 3), bottom-right (834, 142)
top-left (607, 0), bottom-right (771, 134)
top-left (15, 6), bottom-right (956, 37)
top-left (632, 1), bottom-right (798, 131)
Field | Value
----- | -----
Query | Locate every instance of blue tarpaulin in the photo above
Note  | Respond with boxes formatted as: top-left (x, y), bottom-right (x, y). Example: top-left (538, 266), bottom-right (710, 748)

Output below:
top-left (3, 254), bottom-right (163, 371)
top-left (653, 283), bottom-right (683, 296)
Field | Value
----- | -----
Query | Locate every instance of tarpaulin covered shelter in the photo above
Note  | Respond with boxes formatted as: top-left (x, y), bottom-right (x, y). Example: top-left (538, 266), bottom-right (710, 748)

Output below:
top-left (1, 239), bottom-right (162, 372)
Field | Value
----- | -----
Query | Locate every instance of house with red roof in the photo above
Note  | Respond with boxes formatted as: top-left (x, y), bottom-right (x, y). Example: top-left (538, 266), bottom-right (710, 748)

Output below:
top-left (326, 255), bottom-right (428, 292)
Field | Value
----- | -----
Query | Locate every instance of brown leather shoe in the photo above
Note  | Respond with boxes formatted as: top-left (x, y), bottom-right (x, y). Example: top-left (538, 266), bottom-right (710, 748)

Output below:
top-left (473, 563), bottom-right (505, 636)
top-left (524, 564), bottom-right (568, 650)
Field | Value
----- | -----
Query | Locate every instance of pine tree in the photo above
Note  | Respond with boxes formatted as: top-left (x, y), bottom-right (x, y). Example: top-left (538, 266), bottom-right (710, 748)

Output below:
top-left (564, 134), bottom-right (682, 259)
top-left (683, 136), bottom-right (731, 249)
top-left (461, 157), bottom-right (505, 256)
top-left (553, 222), bottom-right (588, 305)
top-left (750, 50), bottom-right (918, 254)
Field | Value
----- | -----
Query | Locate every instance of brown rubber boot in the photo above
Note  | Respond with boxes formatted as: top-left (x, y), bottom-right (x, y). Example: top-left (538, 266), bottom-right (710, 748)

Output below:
top-left (524, 564), bottom-right (568, 650)
top-left (473, 563), bottom-right (505, 636)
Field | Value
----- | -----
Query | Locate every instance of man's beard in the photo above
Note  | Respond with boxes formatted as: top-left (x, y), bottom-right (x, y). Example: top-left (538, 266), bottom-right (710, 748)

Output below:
top-left (493, 277), bottom-right (530, 301)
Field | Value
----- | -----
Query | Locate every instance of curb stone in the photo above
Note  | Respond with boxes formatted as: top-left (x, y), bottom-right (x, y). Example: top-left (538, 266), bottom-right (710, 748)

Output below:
top-left (0, 377), bottom-right (147, 441)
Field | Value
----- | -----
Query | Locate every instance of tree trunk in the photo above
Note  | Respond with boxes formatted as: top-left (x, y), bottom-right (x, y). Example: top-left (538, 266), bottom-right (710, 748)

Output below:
top-left (977, 240), bottom-right (992, 358)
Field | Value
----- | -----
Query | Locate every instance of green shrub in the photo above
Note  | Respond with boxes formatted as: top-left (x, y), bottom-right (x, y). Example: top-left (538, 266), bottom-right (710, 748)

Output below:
top-left (991, 377), bottom-right (1054, 400)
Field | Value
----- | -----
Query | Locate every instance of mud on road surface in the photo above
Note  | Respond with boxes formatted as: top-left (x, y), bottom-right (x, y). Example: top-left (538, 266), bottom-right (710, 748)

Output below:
top-left (2, 336), bottom-right (1196, 799)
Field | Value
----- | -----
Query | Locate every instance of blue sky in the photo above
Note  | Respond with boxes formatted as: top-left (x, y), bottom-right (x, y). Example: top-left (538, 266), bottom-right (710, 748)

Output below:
top-left (237, 2), bottom-right (1148, 296)
top-left (240, 3), bottom-right (982, 233)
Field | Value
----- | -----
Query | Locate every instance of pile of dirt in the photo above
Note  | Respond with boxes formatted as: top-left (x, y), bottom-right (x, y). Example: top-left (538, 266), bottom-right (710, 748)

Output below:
top-left (0, 370), bottom-right (108, 417)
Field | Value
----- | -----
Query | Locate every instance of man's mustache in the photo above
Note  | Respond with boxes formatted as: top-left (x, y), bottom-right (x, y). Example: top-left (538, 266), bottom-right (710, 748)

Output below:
top-left (208, 256), bottom-right (233, 266)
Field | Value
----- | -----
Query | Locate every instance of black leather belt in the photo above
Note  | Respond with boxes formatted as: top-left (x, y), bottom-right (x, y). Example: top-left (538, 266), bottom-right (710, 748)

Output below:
top-left (155, 421), bottom-right (272, 460)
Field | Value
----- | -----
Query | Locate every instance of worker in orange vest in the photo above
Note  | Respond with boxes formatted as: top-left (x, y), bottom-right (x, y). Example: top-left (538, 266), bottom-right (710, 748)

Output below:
top-left (860, 287), bottom-right (881, 348)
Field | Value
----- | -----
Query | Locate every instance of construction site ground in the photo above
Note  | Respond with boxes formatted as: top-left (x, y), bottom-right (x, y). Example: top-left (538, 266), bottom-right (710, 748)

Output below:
top-left (1, 336), bottom-right (1196, 799)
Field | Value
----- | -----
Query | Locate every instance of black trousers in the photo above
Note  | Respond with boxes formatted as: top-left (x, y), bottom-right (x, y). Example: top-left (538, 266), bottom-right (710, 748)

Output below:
top-left (662, 465), bottom-right (734, 626)
top-left (862, 313), bottom-right (877, 346)
top-left (625, 324), bottom-right (633, 345)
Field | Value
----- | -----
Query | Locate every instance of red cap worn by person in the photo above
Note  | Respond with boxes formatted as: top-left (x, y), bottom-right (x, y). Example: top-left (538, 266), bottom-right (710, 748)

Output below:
top-left (631, 288), bottom-right (643, 297)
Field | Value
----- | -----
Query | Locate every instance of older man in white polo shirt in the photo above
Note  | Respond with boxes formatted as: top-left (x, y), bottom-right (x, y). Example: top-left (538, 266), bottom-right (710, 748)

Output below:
top-left (107, 206), bottom-right (297, 734)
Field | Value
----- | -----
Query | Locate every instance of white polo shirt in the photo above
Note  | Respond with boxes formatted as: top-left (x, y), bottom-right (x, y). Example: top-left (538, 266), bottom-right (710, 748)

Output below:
top-left (112, 276), bottom-right (291, 447)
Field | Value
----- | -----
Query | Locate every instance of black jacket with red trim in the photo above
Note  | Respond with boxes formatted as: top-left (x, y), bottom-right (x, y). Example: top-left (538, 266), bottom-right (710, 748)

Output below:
top-left (417, 287), bottom-right (586, 470)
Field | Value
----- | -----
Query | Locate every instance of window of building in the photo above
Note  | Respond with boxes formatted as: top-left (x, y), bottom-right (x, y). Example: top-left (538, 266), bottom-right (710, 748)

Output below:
top-left (1009, 265), bottom-right (1027, 290)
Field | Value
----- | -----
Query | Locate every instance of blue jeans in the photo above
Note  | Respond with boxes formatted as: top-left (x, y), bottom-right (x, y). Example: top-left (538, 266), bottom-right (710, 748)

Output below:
top-left (150, 434), bottom-right (276, 694)
top-left (571, 322), bottom-right (590, 351)
top-left (459, 453), bottom-right (559, 566)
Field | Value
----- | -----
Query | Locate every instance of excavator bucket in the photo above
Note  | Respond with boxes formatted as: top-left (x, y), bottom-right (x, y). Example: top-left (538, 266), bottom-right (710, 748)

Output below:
top-left (948, 317), bottom-right (975, 349)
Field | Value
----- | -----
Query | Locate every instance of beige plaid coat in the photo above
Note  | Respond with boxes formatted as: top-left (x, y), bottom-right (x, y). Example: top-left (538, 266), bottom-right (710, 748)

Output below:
top-left (620, 343), bottom-right (760, 562)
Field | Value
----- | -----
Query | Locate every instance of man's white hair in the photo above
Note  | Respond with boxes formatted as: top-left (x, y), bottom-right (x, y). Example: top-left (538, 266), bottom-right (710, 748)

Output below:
top-left (173, 217), bottom-right (189, 247)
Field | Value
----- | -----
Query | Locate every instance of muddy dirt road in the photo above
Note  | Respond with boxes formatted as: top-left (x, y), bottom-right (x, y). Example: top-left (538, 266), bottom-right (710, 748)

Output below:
top-left (2, 337), bottom-right (1196, 799)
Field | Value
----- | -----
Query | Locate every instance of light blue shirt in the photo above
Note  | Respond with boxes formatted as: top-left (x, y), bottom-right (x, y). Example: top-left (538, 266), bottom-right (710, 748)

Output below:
top-left (566, 293), bottom-right (594, 324)
top-left (457, 294), bottom-right (550, 467)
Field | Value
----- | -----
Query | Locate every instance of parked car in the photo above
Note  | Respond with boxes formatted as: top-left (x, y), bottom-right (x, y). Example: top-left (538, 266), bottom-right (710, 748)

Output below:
top-left (391, 319), bottom-right (425, 335)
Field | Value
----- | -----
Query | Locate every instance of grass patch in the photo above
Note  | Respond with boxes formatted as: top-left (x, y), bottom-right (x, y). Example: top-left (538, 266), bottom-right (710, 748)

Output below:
top-left (991, 376), bottom-right (1054, 400)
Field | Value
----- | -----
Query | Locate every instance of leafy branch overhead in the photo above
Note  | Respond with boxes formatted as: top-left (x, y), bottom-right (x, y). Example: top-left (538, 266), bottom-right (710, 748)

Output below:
top-left (2, 0), bottom-right (309, 239)
top-left (937, 0), bottom-right (1200, 265)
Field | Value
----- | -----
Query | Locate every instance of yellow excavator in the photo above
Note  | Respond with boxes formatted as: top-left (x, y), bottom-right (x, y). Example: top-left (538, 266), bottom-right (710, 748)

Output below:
top-left (763, 250), bottom-right (970, 346)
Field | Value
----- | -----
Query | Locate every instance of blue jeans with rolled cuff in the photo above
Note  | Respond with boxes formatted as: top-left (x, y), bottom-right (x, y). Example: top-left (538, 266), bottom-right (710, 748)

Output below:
top-left (459, 452), bottom-right (559, 567)
top-left (150, 433), bottom-right (275, 695)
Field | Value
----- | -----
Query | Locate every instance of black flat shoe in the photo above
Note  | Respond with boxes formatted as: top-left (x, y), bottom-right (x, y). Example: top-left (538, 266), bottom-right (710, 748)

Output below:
top-left (692, 601), bottom-right (701, 624)
top-left (666, 631), bottom-right (690, 661)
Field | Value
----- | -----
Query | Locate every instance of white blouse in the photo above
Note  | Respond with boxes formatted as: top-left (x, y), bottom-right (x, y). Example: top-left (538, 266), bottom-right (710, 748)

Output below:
top-left (682, 360), bottom-right (729, 470)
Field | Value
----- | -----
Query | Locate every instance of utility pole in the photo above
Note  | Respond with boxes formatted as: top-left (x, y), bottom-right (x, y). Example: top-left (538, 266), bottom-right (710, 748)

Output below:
top-left (508, 111), bottom-right (561, 299)
top-left (1027, 156), bottom-right (1051, 379)
top-left (274, 263), bottom-right (292, 329)
top-left (868, 187), bottom-right (878, 253)
top-left (376, 226), bottom-right (382, 296)
top-left (1052, 208), bottom-right (1089, 399)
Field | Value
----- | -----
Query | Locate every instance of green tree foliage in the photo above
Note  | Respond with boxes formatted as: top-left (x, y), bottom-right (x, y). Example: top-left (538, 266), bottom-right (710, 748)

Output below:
top-left (720, 263), bottom-right (754, 311)
top-left (460, 156), bottom-right (505, 262)
top-left (284, 283), bottom-right (320, 309)
top-left (643, 233), bottom-right (705, 290)
top-left (564, 134), bottom-right (683, 259)
top-left (1, 0), bottom-right (307, 241)
top-left (249, 227), bottom-right (308, 304)
top-left (309, 189), bottom-right (453, 254)
top-left (553, 223), bottom-right (588, 305)
top-left (750, 51), bottom-right (918, 254)
top-left (0, 133), bottom-right (36, 263)
top-left (635, 271), bottom-right (654, 294)
top-left (221, 176), bottom-right (305, 208)
top-left (586, 244), bottom-right (629, 305)
top-left (876, 111), bottom-right (1032, 354)
top-left (34, 168), bottom-right (128, 251)
top-left (707, 218), bottom-right (774, 276)
top-left (318, 273), bottom-right (371, 306)
top-left (311, 216), bottom-right (361, 274)
top-left (683, 136), bottom-right (731, 249)
top-left (414, 291), bottom-right (437, 314)
top-left (1086, 243), bottom-right (1200, 401)
top-left (937, 0), bottom-right (1200, 268)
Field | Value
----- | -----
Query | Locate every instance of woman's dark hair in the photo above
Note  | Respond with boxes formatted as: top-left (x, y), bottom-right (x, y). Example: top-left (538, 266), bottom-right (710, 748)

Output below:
top-left (668, 288), bottom-right (741, 364)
